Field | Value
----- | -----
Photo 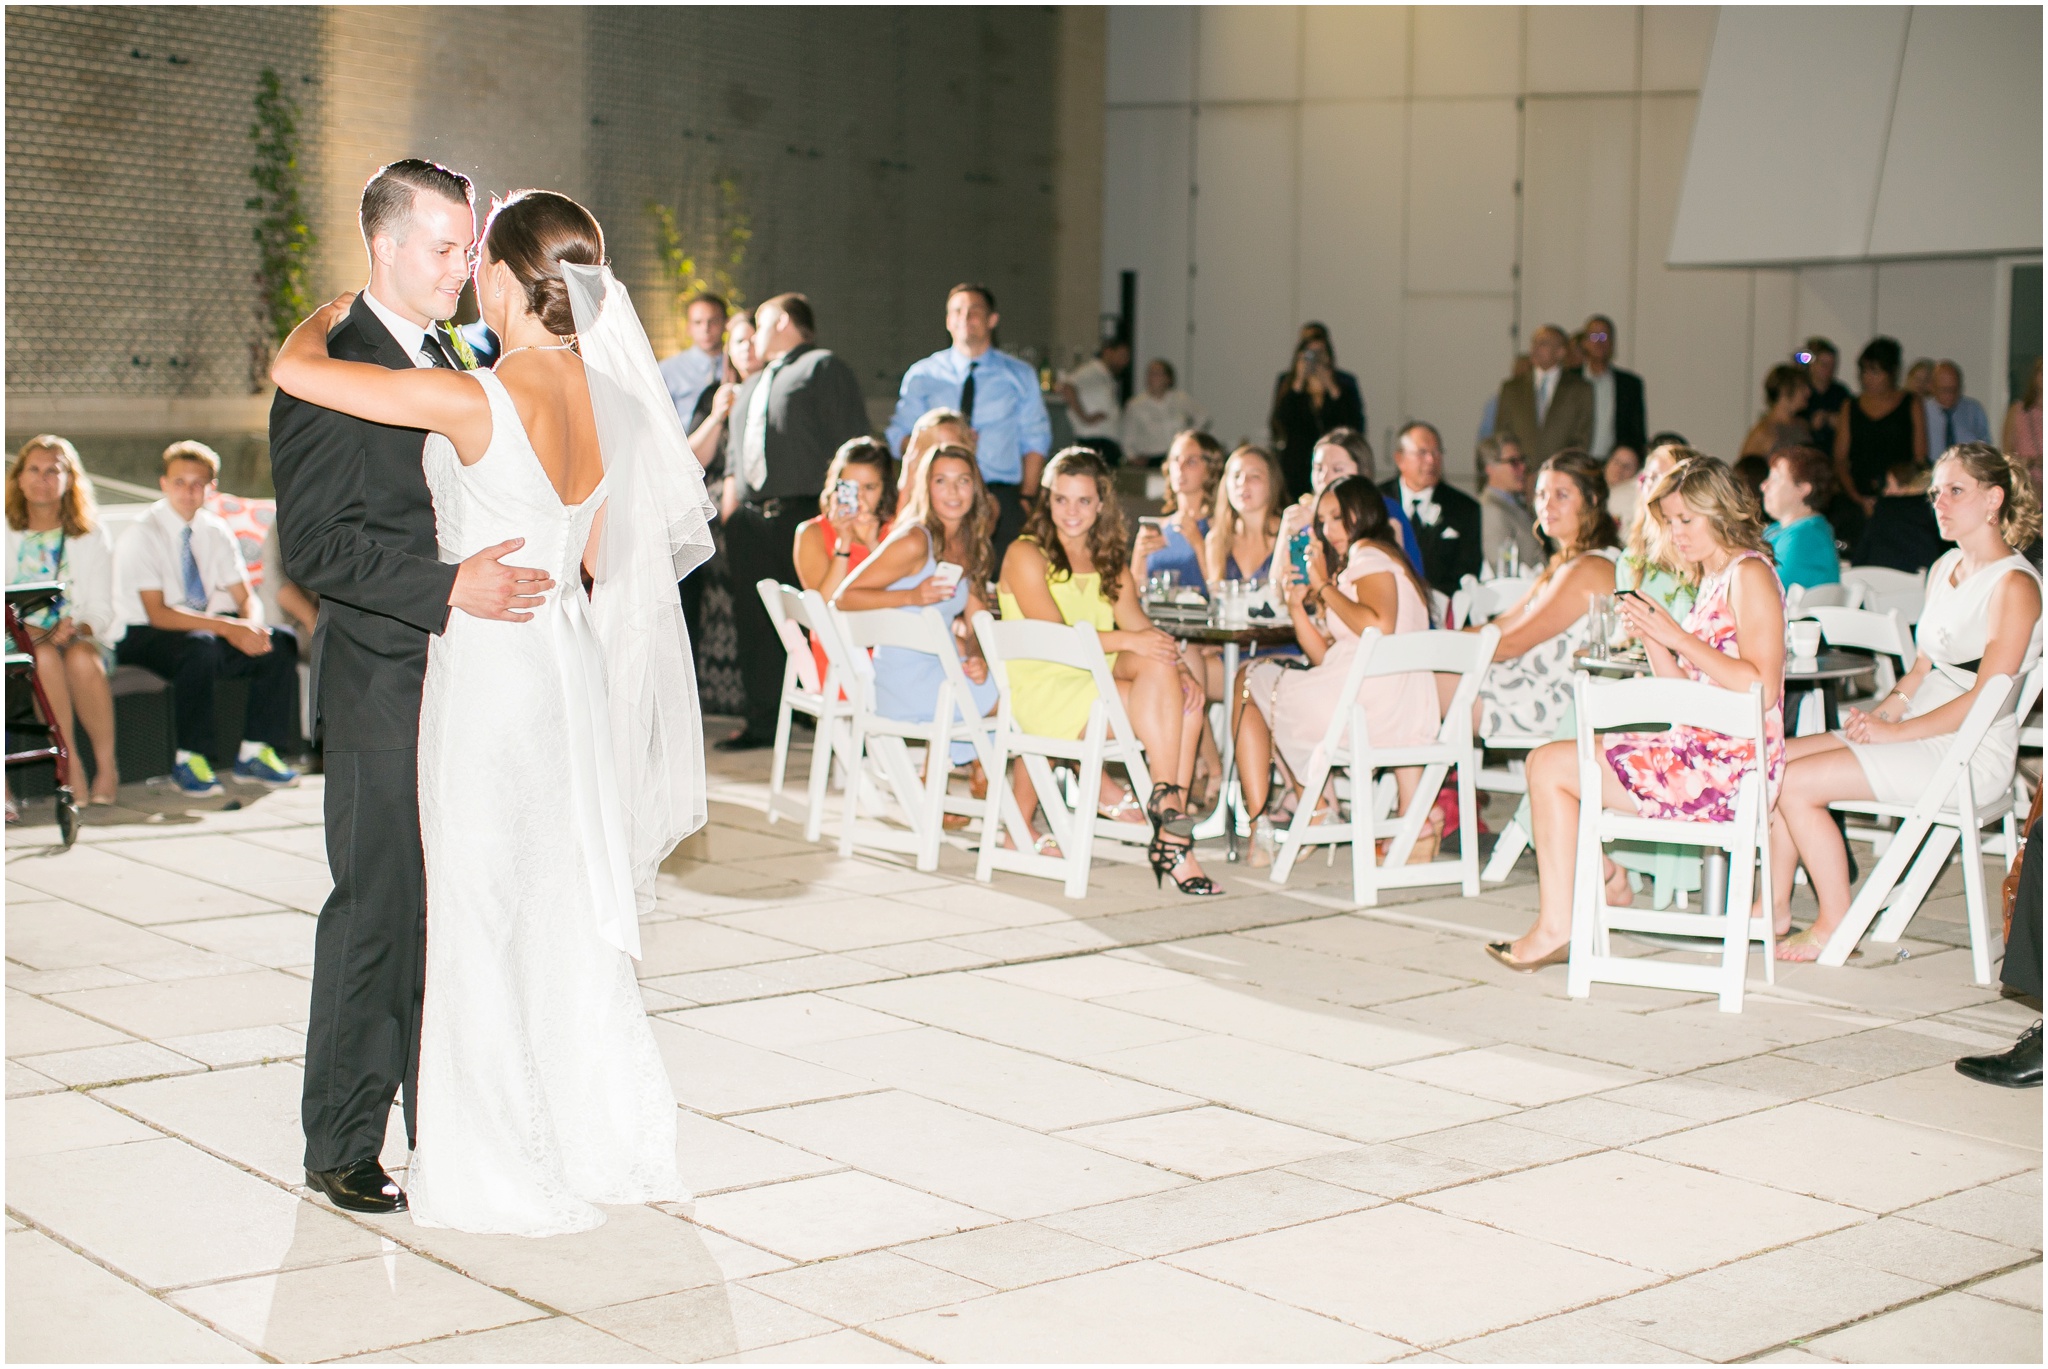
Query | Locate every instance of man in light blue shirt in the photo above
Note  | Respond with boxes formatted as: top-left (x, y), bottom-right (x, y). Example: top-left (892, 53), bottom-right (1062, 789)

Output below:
top-left (886, 283), bottom-right (1053, 560)
top-left (658, 293), bottom-right (729, 431)
top-left (1924, 360), bottom-right (1992, 454)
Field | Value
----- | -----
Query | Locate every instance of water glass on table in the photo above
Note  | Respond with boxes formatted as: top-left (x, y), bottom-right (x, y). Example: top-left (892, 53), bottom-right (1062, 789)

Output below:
top-left (1585, 593), bottom-right (1616, 661)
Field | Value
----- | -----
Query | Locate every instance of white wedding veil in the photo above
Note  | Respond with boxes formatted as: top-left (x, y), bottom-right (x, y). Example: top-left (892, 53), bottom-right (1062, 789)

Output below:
top-left (563, 262), bottom-right (717, 947)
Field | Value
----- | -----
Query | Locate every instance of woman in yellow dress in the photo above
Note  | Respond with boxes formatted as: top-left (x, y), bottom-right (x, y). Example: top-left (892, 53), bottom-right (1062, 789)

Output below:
top-left (997, 448), bottom-right (1218, 895)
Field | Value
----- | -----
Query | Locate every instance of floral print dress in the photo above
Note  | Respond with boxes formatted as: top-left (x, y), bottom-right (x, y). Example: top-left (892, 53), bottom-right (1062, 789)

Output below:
top-left (1602, 551), bottom-right (1784, 822)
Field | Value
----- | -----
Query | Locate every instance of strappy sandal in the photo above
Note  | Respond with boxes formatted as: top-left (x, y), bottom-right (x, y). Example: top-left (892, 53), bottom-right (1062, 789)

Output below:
top-left (1146, 782), bottom-right (1197, 838)
top-left (1098, 787), bottom-right (1148, 825)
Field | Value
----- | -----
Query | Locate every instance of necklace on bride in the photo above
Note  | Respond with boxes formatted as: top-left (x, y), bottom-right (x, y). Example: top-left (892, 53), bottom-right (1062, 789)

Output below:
top-left (498, 339), bottom-right (578, 361)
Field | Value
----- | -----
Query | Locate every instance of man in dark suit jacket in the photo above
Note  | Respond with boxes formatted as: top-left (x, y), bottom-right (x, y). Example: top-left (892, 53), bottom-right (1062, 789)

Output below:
top-left (1380, 420), bottom-right (1482, 599)
top-left (719, 291), bottom-right (869, 749)
top-left (270, 160), bottom-right (548, 1215)
top-left (1495, 324), bottom-right (1594, 472)
top-left (1582, 313), bottom-right (1647, 462)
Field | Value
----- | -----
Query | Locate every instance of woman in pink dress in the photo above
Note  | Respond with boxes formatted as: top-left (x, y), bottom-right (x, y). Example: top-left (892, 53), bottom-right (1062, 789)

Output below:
top-left (1490, 457), bottom-right (1786, 971)
top-left (1235, 475), bottom-right (1438, 862)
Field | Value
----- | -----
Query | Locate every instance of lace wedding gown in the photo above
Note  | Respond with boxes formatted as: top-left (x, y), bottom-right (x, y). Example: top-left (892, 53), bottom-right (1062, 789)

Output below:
top-left (406, 368), bottom-right (683, 1235)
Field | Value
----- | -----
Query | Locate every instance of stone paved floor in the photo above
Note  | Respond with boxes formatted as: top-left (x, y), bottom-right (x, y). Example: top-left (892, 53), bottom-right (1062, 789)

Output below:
top-left (5, 730), bottom-right (2041, 1363)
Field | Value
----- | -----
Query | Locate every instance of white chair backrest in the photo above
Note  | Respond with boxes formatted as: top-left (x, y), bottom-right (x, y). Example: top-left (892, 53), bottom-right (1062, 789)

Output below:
top-left (1842, 566), bottom-right (1928, 621)
top-left (759, 580), bottom-right (837, 696)
top-left (1786, 582), bottom-right (1862, 615)
top-left (1803, 605), bottom-right (1914, 662)
top-left (2014, 661), bottom-right (2044, 723)
top-left (972, 609), bottom-right (1149, 774)
top-left (1452, 575), bottom-right (1531, 628)
top-left (1577, 674), bottom-right (1766, 744)
top-left (1319, 626), bottom-right (1500, 755)
top-left (833, 604), bottom-right (945, 668)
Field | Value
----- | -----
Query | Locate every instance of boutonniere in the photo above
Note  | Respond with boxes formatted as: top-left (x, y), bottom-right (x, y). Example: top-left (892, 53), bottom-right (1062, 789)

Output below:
top-left (1417, 501), bottom-right (1441, 527)
top-left (439, 321), bottom-right (480, 370)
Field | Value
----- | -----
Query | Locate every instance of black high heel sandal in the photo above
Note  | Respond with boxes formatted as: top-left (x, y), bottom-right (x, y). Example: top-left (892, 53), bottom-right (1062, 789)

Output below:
top-left (1146, 782), bottom-right (1197, 838)
top-left (1147, 819), bottom-right (1223, 896)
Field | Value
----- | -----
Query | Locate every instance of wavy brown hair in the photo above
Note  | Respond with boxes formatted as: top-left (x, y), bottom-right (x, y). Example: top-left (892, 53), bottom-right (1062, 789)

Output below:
top-left (1531, 449), bottom-right (1618, 590)
top-left (6, 435), bottom-right (98, 537)
top-left (1205, 444), bottom-right (1288, 582)
top-left (1941, 441), bottom-right (2043, 551)
top-left (1645, 455), bottom-right (1771, 584)
top-left (816, 437), bottom-right (899, 522)
top-left (1023, 446), bottom-right (1131, 602)
top-left (1159, 430), bottom-right (1224, 518)
top-left (901, 444), bottom-right (998, 591)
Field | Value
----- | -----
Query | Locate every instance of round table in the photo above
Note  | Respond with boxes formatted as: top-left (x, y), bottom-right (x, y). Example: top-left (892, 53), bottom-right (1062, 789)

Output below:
top-left (1153, 612), bottom-right (1298, 858)
top-left (1575, 647), bottom-right (1877, 731)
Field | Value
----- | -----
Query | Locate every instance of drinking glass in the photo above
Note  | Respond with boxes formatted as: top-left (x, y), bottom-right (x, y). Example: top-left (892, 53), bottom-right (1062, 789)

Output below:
top-left (1585, 594), bottom-right (1615, 661)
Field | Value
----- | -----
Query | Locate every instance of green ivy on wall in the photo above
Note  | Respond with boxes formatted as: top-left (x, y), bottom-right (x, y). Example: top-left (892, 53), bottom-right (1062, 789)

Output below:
top-left (647, 172), bottom-right (752, 332)
top-left (246, 67), bottom-right (315, 386)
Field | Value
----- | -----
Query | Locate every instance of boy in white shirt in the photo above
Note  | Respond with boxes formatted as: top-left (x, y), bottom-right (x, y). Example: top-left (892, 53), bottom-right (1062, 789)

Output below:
top-left (114, 441), bottom-right (299, 795)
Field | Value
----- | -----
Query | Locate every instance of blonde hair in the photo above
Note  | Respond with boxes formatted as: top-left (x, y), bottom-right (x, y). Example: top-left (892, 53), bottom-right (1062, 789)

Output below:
top-left (1205, 444), bottom-right (1287, 581)
top-left (160, 439), bottom-right (221, 479)
top-left (7, 434), bottom-right (98, 537)
top-left (1940, 441), bottom-right (2042, 551)
top-left (1623, 443), bottom-right (1704, 581)
top-left (902, 444), bottom-right (999, 592)
top-left (1644, 455), bottom-right (1770, 584)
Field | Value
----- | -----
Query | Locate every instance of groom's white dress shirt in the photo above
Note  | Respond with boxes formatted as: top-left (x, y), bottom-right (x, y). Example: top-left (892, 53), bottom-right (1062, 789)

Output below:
top-left (362, 289), bottom-right (436, 369)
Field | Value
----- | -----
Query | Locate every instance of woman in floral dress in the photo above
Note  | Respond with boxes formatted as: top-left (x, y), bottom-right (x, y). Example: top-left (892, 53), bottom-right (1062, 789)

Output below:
top-left (1488, 457), bottom-right (1785, 971)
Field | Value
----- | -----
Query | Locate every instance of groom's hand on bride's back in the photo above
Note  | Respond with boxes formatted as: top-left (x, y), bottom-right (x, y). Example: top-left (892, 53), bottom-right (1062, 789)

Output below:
top-left (451, 538), bottom-right (554, 622)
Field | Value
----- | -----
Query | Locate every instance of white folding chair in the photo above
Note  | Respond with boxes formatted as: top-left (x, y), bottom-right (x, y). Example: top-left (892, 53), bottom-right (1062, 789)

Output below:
top-left (1451, 574), bottom-right (1532, 629)
top-left (971, 611), bottom-right (1155, 897)
top-left (1821, 672), bottom-right (2030, 984)
top-left (1782, 581), bottom-right (1864, 618)
top-left (1841, 566), bottom-right (1927, 624)
top-left (1566, 675), bottom-right (1774, 1013)
top-left (831, 605), bottom-right (1003, 872)
top-left (1270, 626), bottom-right (1500, 906)
top-left (757, 580), bottom-right (857, 843)
top-left (1799, 605), bottom-right (1913, 702)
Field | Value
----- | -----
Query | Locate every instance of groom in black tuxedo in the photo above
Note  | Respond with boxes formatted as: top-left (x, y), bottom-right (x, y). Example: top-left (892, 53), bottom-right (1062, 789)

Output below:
top-left (272, 159), bottom-right (550, 1213)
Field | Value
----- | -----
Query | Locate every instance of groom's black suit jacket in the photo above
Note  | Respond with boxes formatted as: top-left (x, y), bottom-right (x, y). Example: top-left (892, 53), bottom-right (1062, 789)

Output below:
top-left (270, 294), bottom-right (460, 751)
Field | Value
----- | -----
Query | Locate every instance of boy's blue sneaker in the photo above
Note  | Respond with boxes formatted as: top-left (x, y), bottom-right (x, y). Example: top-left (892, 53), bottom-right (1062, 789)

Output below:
top-left (172, 755), bottom-right (224, 796)
top-left (231, 746), bottom-right (299, 787)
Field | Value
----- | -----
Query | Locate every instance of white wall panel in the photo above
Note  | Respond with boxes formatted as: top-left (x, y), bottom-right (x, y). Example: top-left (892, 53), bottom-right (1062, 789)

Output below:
top-left (1793, 265), bottom-right (1877, 357)
top-left (1749, 269), bottom-right (1799, 403)
top-left (1103, 108), bottom-right (1193, 376)
top-left (1191, 106), bottom-right (1297, 446)
top-left (1404, 296), bottom-right (1516, 469)
top-left (1405, 100), bottom-right (1518, 295)
top-left (1106, 6), bottom-right (1195, 105)
top-left (1196, 6), bottom-right (1301, 104)
top-left (1641, 6), bottom-right (1717, 91)
top-left (1634, 95), bottom-right (1754, 455)
top-left (1525, 7), bottom-right (1638, 95)
top-left (1876, 259), bottom-right (1998, 404)
top-left (1521, 96), bottom-right (1638, 350)
top-left (1303, 6), bottom-right (1409, 101)
top-left (1299, 103), bottom-right (1406, 453)
top-left (1412, 7), bottom-right (1522, 98)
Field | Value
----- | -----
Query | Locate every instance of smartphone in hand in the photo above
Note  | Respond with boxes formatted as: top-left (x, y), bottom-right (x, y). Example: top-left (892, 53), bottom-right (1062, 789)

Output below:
top-left (1288, 529), bottom-right (1314, 579)
top-left (833, 480), bottom-right (860, 518)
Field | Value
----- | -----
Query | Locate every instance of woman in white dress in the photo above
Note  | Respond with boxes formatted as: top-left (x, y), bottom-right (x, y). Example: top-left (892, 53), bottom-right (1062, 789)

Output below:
top-left (272, 190), bottom-right (712, 1234)
top-left (1770, 443), bottom-right (2042, 961)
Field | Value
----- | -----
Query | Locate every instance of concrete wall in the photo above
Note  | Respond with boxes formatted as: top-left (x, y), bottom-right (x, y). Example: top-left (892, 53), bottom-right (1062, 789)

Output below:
top-left (1101, 5), bottom-right (2035, 477)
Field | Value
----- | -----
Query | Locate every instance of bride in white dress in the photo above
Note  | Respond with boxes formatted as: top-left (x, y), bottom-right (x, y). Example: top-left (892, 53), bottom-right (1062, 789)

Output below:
top-left (272, 190), bottom-right (713, 1235)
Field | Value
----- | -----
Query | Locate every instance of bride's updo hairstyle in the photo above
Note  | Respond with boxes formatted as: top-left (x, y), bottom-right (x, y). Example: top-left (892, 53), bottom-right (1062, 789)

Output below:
top-left (482, 189), bottom-right (605, 337)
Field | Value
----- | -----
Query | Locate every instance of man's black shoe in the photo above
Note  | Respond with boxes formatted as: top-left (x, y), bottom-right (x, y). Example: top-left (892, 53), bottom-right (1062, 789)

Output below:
top-left (714, 731), bottom-right (775, 753)
top-left (1955, 1021), bottom-right (2043, 1089)
top-left (305, 1158), bottom-right (408, 1213)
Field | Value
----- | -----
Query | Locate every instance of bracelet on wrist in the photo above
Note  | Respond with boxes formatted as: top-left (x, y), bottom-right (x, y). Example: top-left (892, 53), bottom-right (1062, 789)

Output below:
top-left (833, 549), bottom-right (851, 558)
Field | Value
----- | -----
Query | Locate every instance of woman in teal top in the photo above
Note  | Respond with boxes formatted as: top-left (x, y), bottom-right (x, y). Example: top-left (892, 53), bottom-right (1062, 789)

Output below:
top-left (1760, 446), bottom-right (1842, 590)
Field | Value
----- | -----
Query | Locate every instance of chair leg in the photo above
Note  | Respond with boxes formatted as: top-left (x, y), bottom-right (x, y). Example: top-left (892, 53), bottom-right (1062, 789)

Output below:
top-left (916, 734), bottom-right (951, 873)
top-left (1819, 815), bottom-right (1931, 965)
top-left (975, 736), bottom-right (1010, 884)
top-left (1458, 761), bottom-right (1480, 897)
top-left (1959, 818), bottom-right (1995, 986)
top-left (1482, 819), bottom-right (1528, 882)
top-left (768, 700), bottom-right (794, 825)
top-left (1871, 826), bottom-right (1960, 943)
top-left (803, 711), bottom-right (836, 844)
top-left (1719, 836), bottom-right (1755, 1013)
top-left (837, 724), bottom-right (867, 858)
top-left (1566, 825), bottom-right (1598, 1000)
top-left (1068, 740), bottom-right (1103, 900)
top-left (1272, 751), bottom-right (1333, 887)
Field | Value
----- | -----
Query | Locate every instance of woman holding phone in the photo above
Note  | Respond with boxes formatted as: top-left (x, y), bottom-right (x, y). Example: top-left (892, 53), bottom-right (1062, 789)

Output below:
top-left (794, 438), bottom-right (897, 688)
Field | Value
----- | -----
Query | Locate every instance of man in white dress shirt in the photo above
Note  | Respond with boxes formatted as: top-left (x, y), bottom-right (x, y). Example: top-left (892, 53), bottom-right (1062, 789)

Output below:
top-left (1059, 339), bottom-right (1130, 465)
top-left (658, 293), bottom-right (730, 431)
top-left (113, 441), bottom-right (300, 796)
top-left (1120, 358), bottom-right (1209, 465)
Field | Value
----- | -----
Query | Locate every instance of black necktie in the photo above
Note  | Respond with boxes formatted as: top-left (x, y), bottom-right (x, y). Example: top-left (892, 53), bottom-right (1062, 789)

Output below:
top-left (959, 361), bottom-right (977, 423)
top-left (419, 332), bottom-right (455, 370)
top-left (1943, 406), bottom-right (1956, 449)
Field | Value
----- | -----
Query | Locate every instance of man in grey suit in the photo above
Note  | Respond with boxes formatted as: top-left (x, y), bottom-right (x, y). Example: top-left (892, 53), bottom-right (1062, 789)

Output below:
top-left (718, 291), bottom-right (870, 749)
top-left (1476, 434), bottom-right (1542, 573)
top-left (1494, 324), bottom-right (1593, 476)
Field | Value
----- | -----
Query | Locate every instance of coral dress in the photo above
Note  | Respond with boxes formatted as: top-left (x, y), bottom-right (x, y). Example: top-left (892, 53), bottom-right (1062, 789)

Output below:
top-left (804, 518), bottom-right (885, 689)
top-left (1603, 551), bottom-right (1785, 823)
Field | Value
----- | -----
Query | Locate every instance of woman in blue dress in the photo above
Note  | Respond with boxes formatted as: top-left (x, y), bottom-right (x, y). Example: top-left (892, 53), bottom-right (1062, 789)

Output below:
top-left (1131, 429), bottom-right (1222, 593)
top-left (1205, 444), bottom-right (1289, 588)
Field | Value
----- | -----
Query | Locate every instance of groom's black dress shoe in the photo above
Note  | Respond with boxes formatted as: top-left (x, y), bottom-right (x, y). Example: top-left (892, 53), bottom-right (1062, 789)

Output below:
top-left (306, 1159), bottom-right (408, 1213)
top-left (714, 731), bottom-right (774, 753)
top-left (1955, 1021), bottom-right (2043, 1089)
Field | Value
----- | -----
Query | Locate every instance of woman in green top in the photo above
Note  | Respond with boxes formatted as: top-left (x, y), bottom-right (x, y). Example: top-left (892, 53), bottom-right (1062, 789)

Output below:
top-left (1760, 445), bottom-right (1842, 591)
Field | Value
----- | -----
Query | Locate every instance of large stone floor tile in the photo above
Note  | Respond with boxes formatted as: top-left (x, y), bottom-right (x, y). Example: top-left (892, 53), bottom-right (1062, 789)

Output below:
top-left (726, 850), bottom-right (953, 898)
top-left (7, 1090), bottom-right (159, 1157)
top-left (1168, 1204), bottom-right (1657, 1346)
top-left (1285, 1143), bottom-right (1499, 1198)
top-left (689, 1170), bottom-right (994, 1262)
top-left (5, 900), bottom-right (193, 970)
top-left (15, 1040), bottom-right (203, 1087)
top-left (1038, 1169), bottom-right (1380, 1257)
top-left (795, 1024), bottom-right (1195, 1131)
top-left (1059, 1105), bottom-right (1355, 1179)
top-left (1135, 932), bottom-right (1470, 1009)
top-left (977, 953), bottom-right (1201, 999)
top-left (676, 1107), bottom-right (843, 1194)
top-left (634, 918), bottom-right (811, 978)
top-left (384, 1315), bottom-right (665, 1362)
top-left (1382, 1043), bottom-right (1650, 1106)
top-left (160, 1022), bottom-right (306, 1068)
top-left (153, 910), bottom-right (319, 969)
top-left (169, 1250), bottom-right (542, 1361)
top-left (871, 1259), bottom-right (1408, 1362)
top-left (1615, 1241), bottom-right (1937, 1357)
top-left (834, 972), bottom-right (1202, 1060)
top-left (581, 1282), bottom-right (838, 1360)
top-left (114, 832), bottom-right (331, 889)
top-left (1601, 1074), bottom-right (1780, 1122)
top-left (733, 1090), bottom-right (1186, 1219)
top-left (1897, 1184), bottom-right (2044, 1250)
top-left (6, 843), bottom-right (282, 922)
top-left (8, 1136), bottom-right (386, 1289)
top-left (1375, 984), bottom-right (1763, 1073)
top-left (1436, 1307), bottom-right (1704, 1362)
top-left (45, 968), bottom-right (311, 1039)
top-left (705, 1327), bottom-right (926, 1362)
top-left (1371, 1117), bottom-right (1600, 1173)
top-left (7, 1059), bottom-right (66, 1098)
top-left (1971, 1264), bottom-right (2043, 1311)
top-left (1800, 1289), bottom-right (2042, 1363)
top-left (387, 1202), bottom-right (738, 1312)
top-left (6, 988), bottom-right (132, 1055)
top-left (1420, 1150), bottom-right (1859, 1275)
top-left (1634, 1100), bottom-right (2037, 1212)
top-left (1087, 1034), bottom-right (1511, 1144)
top-left (1774, 1024), bottom-right (1990, 1080)
top-left (1798, 1215), bottom-right (2035, 1285)
top-left (1503, 1094), bottom-right (1695, 1147)
top-left (893, 1220), bottom-right (1132, 1289)
top-left (5, 1227), bottom-right (259, 1363)
top-left (1098, 980), bottom-right (1469, 1068)
top-left (743, 1249), bottom-right (989, 1325)
top-left (668, 993), bottom-right (920, 1051)
top-left (714, 898), bottom-right (995, 953)
top-left (1576, 1274), bottom-right (1860, 1361)
top-left (1819, 1064), bottom-right (2044, 1150)
top-left (648, 1018), bottom-right (878, 1116)
top-left (98, 1059), bottom-right (308, 1184)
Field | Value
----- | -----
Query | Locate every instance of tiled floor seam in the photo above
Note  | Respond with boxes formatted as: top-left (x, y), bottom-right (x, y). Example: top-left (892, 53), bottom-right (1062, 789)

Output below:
top-left (1725, 1254), bottom-right (2046, 1363)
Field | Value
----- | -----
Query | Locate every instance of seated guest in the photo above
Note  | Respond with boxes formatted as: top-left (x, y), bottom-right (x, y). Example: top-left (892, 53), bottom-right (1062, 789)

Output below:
top-left (1493, 457), bottom-right (1785, 970)
top-left (898, 407), bottom-right (976, 508)
top-left (1739, 363), bottom-right (1813, 459)
top-left (114, 441), bottom-right (299, 796)
top-left (1732, 453), bottom-right (1770, 511)
top-left (1381, 420), bottom-right (1482, 599)
top-left (794, 437), bottom-right (897, 686)
top-left (998, 447), bottom-right (1216, 895)
top-left (1205, 444), bottom-right (1287, 588)
top-left (1771, 444), bottom-right (2042, 961)
top-left (1854, 459), bottom-right (1951, 573)
top-left (1120, 359), bottom-right (1208, 467)
top-left (1478, 435), bottom-right (1543, 573)
top-left (1603, 444), bottom-right (1641, 531)
top-left (1614, 441), bottom-right (1697, 617)
top-left (1275, 428), bottom-right (1424, 577)
top-left (1761, 445), bottom-right (1842, 590)
top-left (1237, 475), bottom-right (1440, 863)
top-left (1131, 428), bottom-right (1221, 592)
top-left (6, 435), bottom-right (122, 807)
top-left (1474, 451), bottom-right (1620, 740)
top-left (835, 444), bottom-right (998, 789)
